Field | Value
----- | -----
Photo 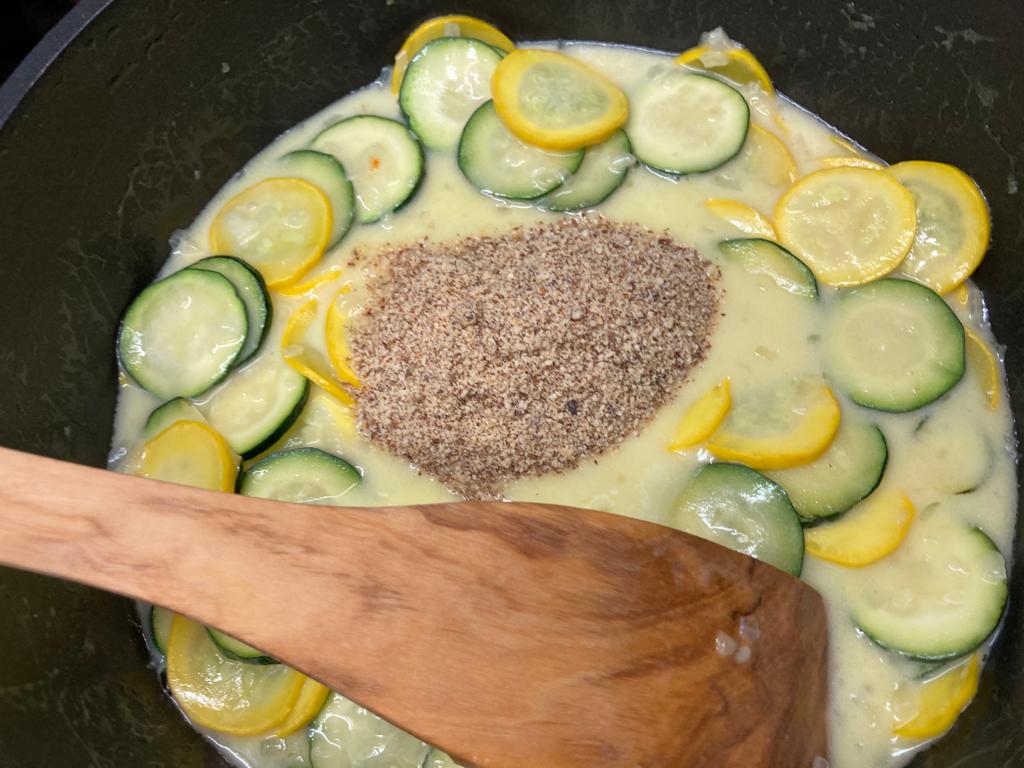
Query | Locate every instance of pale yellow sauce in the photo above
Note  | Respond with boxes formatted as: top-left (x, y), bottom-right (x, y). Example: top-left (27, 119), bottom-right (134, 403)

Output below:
top-left (111, 40), bottom-right (1016, 768)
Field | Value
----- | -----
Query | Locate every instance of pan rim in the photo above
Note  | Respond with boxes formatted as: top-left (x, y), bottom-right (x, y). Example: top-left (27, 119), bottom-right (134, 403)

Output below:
top-left (0, 0), bottom-right (115, 129)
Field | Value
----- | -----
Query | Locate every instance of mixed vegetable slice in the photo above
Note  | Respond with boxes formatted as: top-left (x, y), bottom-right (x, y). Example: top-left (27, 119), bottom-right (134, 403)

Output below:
top-left (325, 291), bottom-right (363, 388)
top-left (119, 268), bottom-right (248, 399)
top-left (667, 378), bottom-right (731, 451)
top-left (707, 378), bottom-right (841, 470)
top-left (390, 14), bottom-right (515, 94)
top-left (200, 352), bottom-right (310, 459)
top-left (311, 116), bottom-right (424, 224)
top-left (823, 279), bottom-right (965, 412)
top-left (275, 150), bottom-right (357, 248)
top-left (913, 408), bottom-right (993, 495)
top-left (282, 298), bottom-right (357, 406)
top-left (304, 388), bottom-right (357, 440)
top-left (765, 416), bottom-right (887, 522)
top-left (189, 255), bottom-right (271, 366)
top-left (400, 37), bottom-right (505, 150)
top-left (889, 160), bottom-right (990, 294)
top-left (206, 627), bottom-right (276, 664)
top-left (309, 692), bottom-right (429, 768)
top-left (239, 447), bottom-right (362, 505)
top-left (541, 129), bottom-right (633, 211)
top-left (628, 70), bottom-right (749, 175)
top-left (728, 124), bottom-right (797, 187)
top-left (143, 397), bottom-right (206, 439)
top-left (211, 178), bottom-right (333, 288)
top-left (852, 518), bottom-right (1007, 661)
top-left (166, 615), bottom-right (307, 735)
top-left (717, 238), bottom-right (817, 298)
top-left (893, 654), bottom-right (981, 739)
top-left (704, 199), bottom-right (777, 240)
top-left (775, 167), bottom-right (917, 287)
top-left (820, 155), bottom-right (885, 171)
top-left (674, 41), bottom-right (773, 94)
top-left (458, 100), bottom-right (583, 199)
top-left (139, 421), bottom-right (237, 492)
top-left (828, 134), bottom-right (869, 157)
top-left (965, 327), bottom-right (1001, 410)
top-left (275, 678), bottom-right (332, 737)
top-left (149, 605), bottom-right (174, 656)
top-left (276, 266), bottom-right (344, 298)
top-left (491, 49), bottom-right (629, 150)
top-left (803, 490), bottom-right (915, 567)
top-left (668, 462), bottom-right (804, 576)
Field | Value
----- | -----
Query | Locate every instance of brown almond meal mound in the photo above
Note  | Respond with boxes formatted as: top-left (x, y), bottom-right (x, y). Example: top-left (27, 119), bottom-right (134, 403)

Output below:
top-left (350, 217), bottom-right (720, 497)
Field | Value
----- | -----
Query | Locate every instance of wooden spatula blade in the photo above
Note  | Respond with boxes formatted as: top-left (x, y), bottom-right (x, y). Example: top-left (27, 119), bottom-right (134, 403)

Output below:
top-left (0, 448), bottom-right (828, 767)
top-left (309, 502), bottom-right (830, 768)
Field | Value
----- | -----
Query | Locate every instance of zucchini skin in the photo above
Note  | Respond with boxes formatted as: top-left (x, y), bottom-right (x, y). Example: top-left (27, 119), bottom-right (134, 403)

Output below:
top-left (855, 527), bottom-right (1008, 661)
top-left (670, 462), bottom-right (805, 576)
top-left (189, 255), bottom-right (272, 367)
top-left (238, 377), bottom-right (310, 461)
top-left (542, 129), bottom-right (633, 212)
top-left (629, 72), bottom-right (750, 176)
top-left (311, 115), bottom-right (425, 223)
top-left (717, 238), bottom-right (819, 299)
top-left (769, 422), bottom-right (889, 526)
top-left (278, 150), bottom-right (356, 247)
top-left (399, 37), bottom-right (506, 150)
top-left (457, 100), bottom-right (583, 200)
top-left (825, 279), bottom-right (966, 413)
top-left (117, 269), bottom-right (249, 399)
top-left (206, 627), bottom-right (277, 665)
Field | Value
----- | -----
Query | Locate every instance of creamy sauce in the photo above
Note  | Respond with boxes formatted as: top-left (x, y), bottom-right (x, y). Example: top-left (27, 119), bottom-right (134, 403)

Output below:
top-left (111, 40), bottom-right (1016, 768)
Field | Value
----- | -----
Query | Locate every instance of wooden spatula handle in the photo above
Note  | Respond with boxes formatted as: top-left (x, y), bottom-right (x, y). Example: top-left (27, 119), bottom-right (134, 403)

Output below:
top-left (0, 446), bottom-right (828, 767)
top-left (0, 445), bottom-right (313, 612)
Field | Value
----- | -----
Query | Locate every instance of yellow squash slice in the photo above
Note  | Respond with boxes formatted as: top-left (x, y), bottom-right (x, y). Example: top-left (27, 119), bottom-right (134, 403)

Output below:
top-left (829, 135), bottom-right (864, 155)
top-left (282, 299), bottom-right (355, 406)
top-left (139, 421), bottom-right (236, 492)
top-left (275, 678), bottom-right (332, 737)
top-left (738, 125), bottom-right (798, 186)
top-left (953, 283), bottom-right (971, 307)
top-left (819, 155), bottom-right (885, 171)
top-left (275, 267), bottom-right (344, 298)
top-left (166, 616), bottom-right (306, 736)
top-left (491, 49), bottom-right (629, 150)
top-left (893, 653), bottom-right (981, 739)
top-left (211, 178), bottom-right (332, 289)
top-left (705, 198), bottom-right (778, 240)
top-left (391, 14), bottom-right (515, 94)
top-left (888, 160), bottom-right (991, 294)
top-left (775, 167), bottom-right (917, 286)
top-left (325, 291), bottom-right (363, 388)
top-left (668, 379), bottom-right (731, 451)
top-left (805, 490), bottom-right (915, 567)
top-left (708, 378), bottom-right (841, 470)
top-left (674, 43), bottom-right (773, 94)
top-left (965, 327), bottom-right (1001, 410)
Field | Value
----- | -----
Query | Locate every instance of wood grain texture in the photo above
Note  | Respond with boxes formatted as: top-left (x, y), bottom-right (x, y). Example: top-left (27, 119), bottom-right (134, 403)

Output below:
top-left (0, 446), bottom-right (829, 767)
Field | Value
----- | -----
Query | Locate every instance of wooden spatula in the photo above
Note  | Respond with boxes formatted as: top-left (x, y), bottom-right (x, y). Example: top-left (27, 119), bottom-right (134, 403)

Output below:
top-left (0, 446), bottom-right (828, 767)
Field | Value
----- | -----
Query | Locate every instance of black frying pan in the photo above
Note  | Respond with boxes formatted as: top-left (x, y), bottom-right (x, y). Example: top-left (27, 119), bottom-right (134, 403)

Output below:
top-left (0, 1), bottom-right (1021, 765)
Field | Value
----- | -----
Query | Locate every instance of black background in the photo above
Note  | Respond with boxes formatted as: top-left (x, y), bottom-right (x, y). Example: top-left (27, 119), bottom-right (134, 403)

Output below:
top-left (1, 0), bottom-right (75, 81)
